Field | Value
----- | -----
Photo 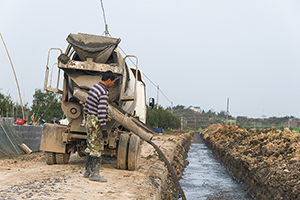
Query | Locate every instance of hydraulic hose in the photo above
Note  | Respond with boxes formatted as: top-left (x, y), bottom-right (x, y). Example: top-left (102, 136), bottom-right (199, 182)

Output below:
top-left (108, 103), bottom-right (186, 199)
top-left (147, 140), bottom-right (187, 200)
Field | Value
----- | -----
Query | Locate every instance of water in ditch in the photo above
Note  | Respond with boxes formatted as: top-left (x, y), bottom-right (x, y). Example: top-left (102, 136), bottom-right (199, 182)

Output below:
top-left (179, 134), bottom-right (255, 200)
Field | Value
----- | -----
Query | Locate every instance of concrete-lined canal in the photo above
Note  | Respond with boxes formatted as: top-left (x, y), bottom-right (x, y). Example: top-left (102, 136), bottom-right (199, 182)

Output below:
top-left (180, 134), bottom-right (255, 200)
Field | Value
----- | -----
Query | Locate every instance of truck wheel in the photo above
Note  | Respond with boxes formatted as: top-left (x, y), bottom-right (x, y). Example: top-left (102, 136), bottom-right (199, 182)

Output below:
top-left (45, 152), bottom-right (56, 165)
top-left (56, 153), bottom-right (70, 164)
top-left (117, 133), bottom-right (129, 170)
top-left (128, 134), bottom-right (141, 171)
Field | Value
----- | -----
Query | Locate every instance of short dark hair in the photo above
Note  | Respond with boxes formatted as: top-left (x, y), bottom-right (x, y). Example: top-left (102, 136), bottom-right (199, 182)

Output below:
top-left (102, 70), bottom-right (117, 81)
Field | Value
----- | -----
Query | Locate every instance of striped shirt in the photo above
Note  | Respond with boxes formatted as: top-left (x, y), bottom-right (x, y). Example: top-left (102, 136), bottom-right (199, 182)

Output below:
top-left (84, 82), bottom-right (109, 130)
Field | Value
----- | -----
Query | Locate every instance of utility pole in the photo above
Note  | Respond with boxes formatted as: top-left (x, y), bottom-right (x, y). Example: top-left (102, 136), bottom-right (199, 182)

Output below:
top-left (185, 118), bottom-right (187, 129)
top-left (16, 101), bottom-right (18, 119)
top-left (226, 98), bottom-right (229, 125)
top-left (12, 103), bottom-right (14, 120)
top-left (252, 122), bottom-right (256, 129)
top-left (262, 109), bottom-right (266, 121)
top-left (171, 101), bottom-right (173, 113)
top-left (181, 117), bottom-right (183, 131)
top-left (156, 85), bottom-right (159, 109)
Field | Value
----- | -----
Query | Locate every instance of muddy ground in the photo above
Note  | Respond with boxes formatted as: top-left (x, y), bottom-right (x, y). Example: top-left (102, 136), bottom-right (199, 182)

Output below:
top-left (201, 124), bottom-right (300, 200)
top-left (0, 132), bottom-right (194, 200)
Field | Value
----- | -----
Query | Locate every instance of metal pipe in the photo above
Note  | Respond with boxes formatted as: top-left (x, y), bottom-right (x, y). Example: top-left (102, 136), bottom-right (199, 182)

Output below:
top-left (69, 133), bottom-right (87, 140)
top-left (108, 104), bottom-right (153, 142)
top-left (44, 48), bottom-right (62, 90)
top-left (56, 68), bottom-right (61, 90)
top-left (49, 63), bottom-right (57, 88)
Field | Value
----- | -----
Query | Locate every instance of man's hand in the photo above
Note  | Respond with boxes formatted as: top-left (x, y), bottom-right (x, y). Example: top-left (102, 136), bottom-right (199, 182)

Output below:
top-left (102, 130), bottom-right (108, 140)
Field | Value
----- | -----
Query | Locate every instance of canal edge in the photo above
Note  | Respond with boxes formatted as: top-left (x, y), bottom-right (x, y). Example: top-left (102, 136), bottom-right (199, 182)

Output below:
top-left (145, 131), bottom-right (195, 199)
top-left (200, 124), bottom-right (300, 199)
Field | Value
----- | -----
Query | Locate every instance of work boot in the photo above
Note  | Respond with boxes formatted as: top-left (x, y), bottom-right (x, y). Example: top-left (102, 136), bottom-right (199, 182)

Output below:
top-left (89, 156), bottom-right (107, 182)
top-left (83, 153), bottom-right (92, 178)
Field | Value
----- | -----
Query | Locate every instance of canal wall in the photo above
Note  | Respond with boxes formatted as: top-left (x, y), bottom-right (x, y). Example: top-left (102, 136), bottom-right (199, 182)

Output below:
top-left (140, 131), bottom-right (195, 199)
top-left (201, 124), bottom-right (300, 200)
top-left (0, 117), bottom-right (43, 157)
top-left (13, 124), bottom-right (43, 152)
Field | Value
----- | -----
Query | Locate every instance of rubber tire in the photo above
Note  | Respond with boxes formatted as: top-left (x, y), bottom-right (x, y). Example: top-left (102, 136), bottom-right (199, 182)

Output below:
top-left (56, 153), bottom-right (70, 164)
top-left (117, 133), bottom-right (129, 170)
top-left (128, 134), bottom-right (141, 171)
top-left (45, 152), bottom-right (56, 165)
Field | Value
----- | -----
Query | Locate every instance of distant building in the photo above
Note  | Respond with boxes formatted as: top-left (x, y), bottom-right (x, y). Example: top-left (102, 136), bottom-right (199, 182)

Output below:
top-left (187, 105), bottom-right (201, 113)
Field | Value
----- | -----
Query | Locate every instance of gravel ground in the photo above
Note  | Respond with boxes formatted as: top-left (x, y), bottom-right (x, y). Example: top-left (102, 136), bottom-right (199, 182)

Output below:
top-left (0, 133), bottom-right (192, 200)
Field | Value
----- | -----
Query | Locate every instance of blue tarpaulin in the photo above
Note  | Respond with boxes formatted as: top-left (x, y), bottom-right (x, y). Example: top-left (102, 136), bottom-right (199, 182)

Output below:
top-left (154, 127), bottom-right (163, 133)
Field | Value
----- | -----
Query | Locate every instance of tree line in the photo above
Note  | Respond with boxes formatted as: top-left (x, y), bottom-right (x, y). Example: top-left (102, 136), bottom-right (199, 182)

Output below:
top-left (170, 105), bottom-right (300, 131)
top-left (0, 89), bottom-right (63, 124)
top-left (3, 89), bottom-right (296, 132)
top-left (0, 89), bottom-right (181, 131)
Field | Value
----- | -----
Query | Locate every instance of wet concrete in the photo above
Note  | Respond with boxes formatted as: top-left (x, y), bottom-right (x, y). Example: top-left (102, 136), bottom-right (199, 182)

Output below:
top-left (180, 134), bottom-right (255, 200)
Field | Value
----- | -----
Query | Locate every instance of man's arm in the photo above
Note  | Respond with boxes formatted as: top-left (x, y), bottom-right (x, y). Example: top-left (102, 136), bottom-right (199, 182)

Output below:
top-left (97, 93), bottom-right (109, 130)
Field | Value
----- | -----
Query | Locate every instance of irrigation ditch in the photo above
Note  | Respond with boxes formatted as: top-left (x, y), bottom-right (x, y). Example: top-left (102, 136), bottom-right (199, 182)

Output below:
top-left (201, 124), bottom-right (300, 199)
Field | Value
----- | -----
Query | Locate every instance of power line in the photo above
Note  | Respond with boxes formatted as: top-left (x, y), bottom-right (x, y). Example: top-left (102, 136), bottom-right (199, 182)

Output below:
top-left (118, 47), bottom-right (155, 86)
top-left (99, 1), bottom-right (172, 106)
top-left (159, 88), bottom-right (172, 104)
top-left (118, 46), bottom-right (172, 104)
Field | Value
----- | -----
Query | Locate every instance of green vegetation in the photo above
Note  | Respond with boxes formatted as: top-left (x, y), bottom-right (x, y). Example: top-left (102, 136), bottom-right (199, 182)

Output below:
top-left (8, 155), bottom-right (20, 159)
top-left (0, 89), bottom-right (63, 124)
top-left (0, 91), bottom-right (14, 117)
top-left (169, 105), bottom-right (300, 132)
top-left (29, 89), bottom-right (64, 123)
top-left (0, 90), bottom-right (30, 120)
top-left (146, 106), bottom-right (180, 131)
top-left (1, 89), bottom-right (299, 133)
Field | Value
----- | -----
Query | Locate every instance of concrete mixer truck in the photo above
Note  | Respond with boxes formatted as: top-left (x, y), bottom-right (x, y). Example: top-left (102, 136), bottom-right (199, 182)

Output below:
top-left (40, 33), bottom-right (156, 171)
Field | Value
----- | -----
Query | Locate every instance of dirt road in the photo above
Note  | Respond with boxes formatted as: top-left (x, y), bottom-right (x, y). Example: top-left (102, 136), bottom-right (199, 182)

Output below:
top-left (0, 133), bottom-right (193, 200)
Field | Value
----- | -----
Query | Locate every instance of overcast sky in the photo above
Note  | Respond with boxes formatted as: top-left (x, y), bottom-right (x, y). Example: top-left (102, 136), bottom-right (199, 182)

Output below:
top-left (1, 0), bottom-right (300, 118)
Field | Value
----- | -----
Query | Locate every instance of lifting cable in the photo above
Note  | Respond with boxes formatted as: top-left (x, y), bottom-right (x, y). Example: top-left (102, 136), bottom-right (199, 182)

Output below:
top-left (99, 0), bottom-right (109, 36)
top-left (118, 46), bottom-right (173, 104)
top-left (98, 1), bottom-right (173, 105)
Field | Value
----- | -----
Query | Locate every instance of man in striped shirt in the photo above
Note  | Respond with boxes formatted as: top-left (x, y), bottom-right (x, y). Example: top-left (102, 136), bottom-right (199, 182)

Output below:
top-left (83, 70), bottom-right (117, 182)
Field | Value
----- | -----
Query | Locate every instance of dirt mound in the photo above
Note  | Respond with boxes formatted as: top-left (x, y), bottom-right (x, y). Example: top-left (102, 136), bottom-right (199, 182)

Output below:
top-left (201, 124), bottom-right (300, 199)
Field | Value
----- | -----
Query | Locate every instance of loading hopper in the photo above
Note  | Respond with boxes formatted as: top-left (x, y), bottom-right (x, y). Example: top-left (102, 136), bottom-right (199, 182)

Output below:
top-left (67, 33), bottom-right (121, 63)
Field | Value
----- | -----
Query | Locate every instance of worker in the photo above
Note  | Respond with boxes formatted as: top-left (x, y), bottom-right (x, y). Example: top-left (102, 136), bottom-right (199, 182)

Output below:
top-left (83, 70), bottom-right (117, 182)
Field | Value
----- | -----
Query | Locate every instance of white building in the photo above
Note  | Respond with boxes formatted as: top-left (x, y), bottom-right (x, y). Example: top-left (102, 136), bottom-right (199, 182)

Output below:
top-left (187, 105), bottom-right (201, 113)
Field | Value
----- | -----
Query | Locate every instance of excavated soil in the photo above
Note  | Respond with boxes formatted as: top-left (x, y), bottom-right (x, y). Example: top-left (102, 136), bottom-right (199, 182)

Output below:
top-left (201, 124), bottom-right (300, 200)
top-left (0, 132), bottom-right (194, 200)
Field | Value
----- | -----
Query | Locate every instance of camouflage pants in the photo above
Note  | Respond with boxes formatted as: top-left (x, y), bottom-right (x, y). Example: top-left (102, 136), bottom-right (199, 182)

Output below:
top-left (85, 115), bottom-right (104, 157)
